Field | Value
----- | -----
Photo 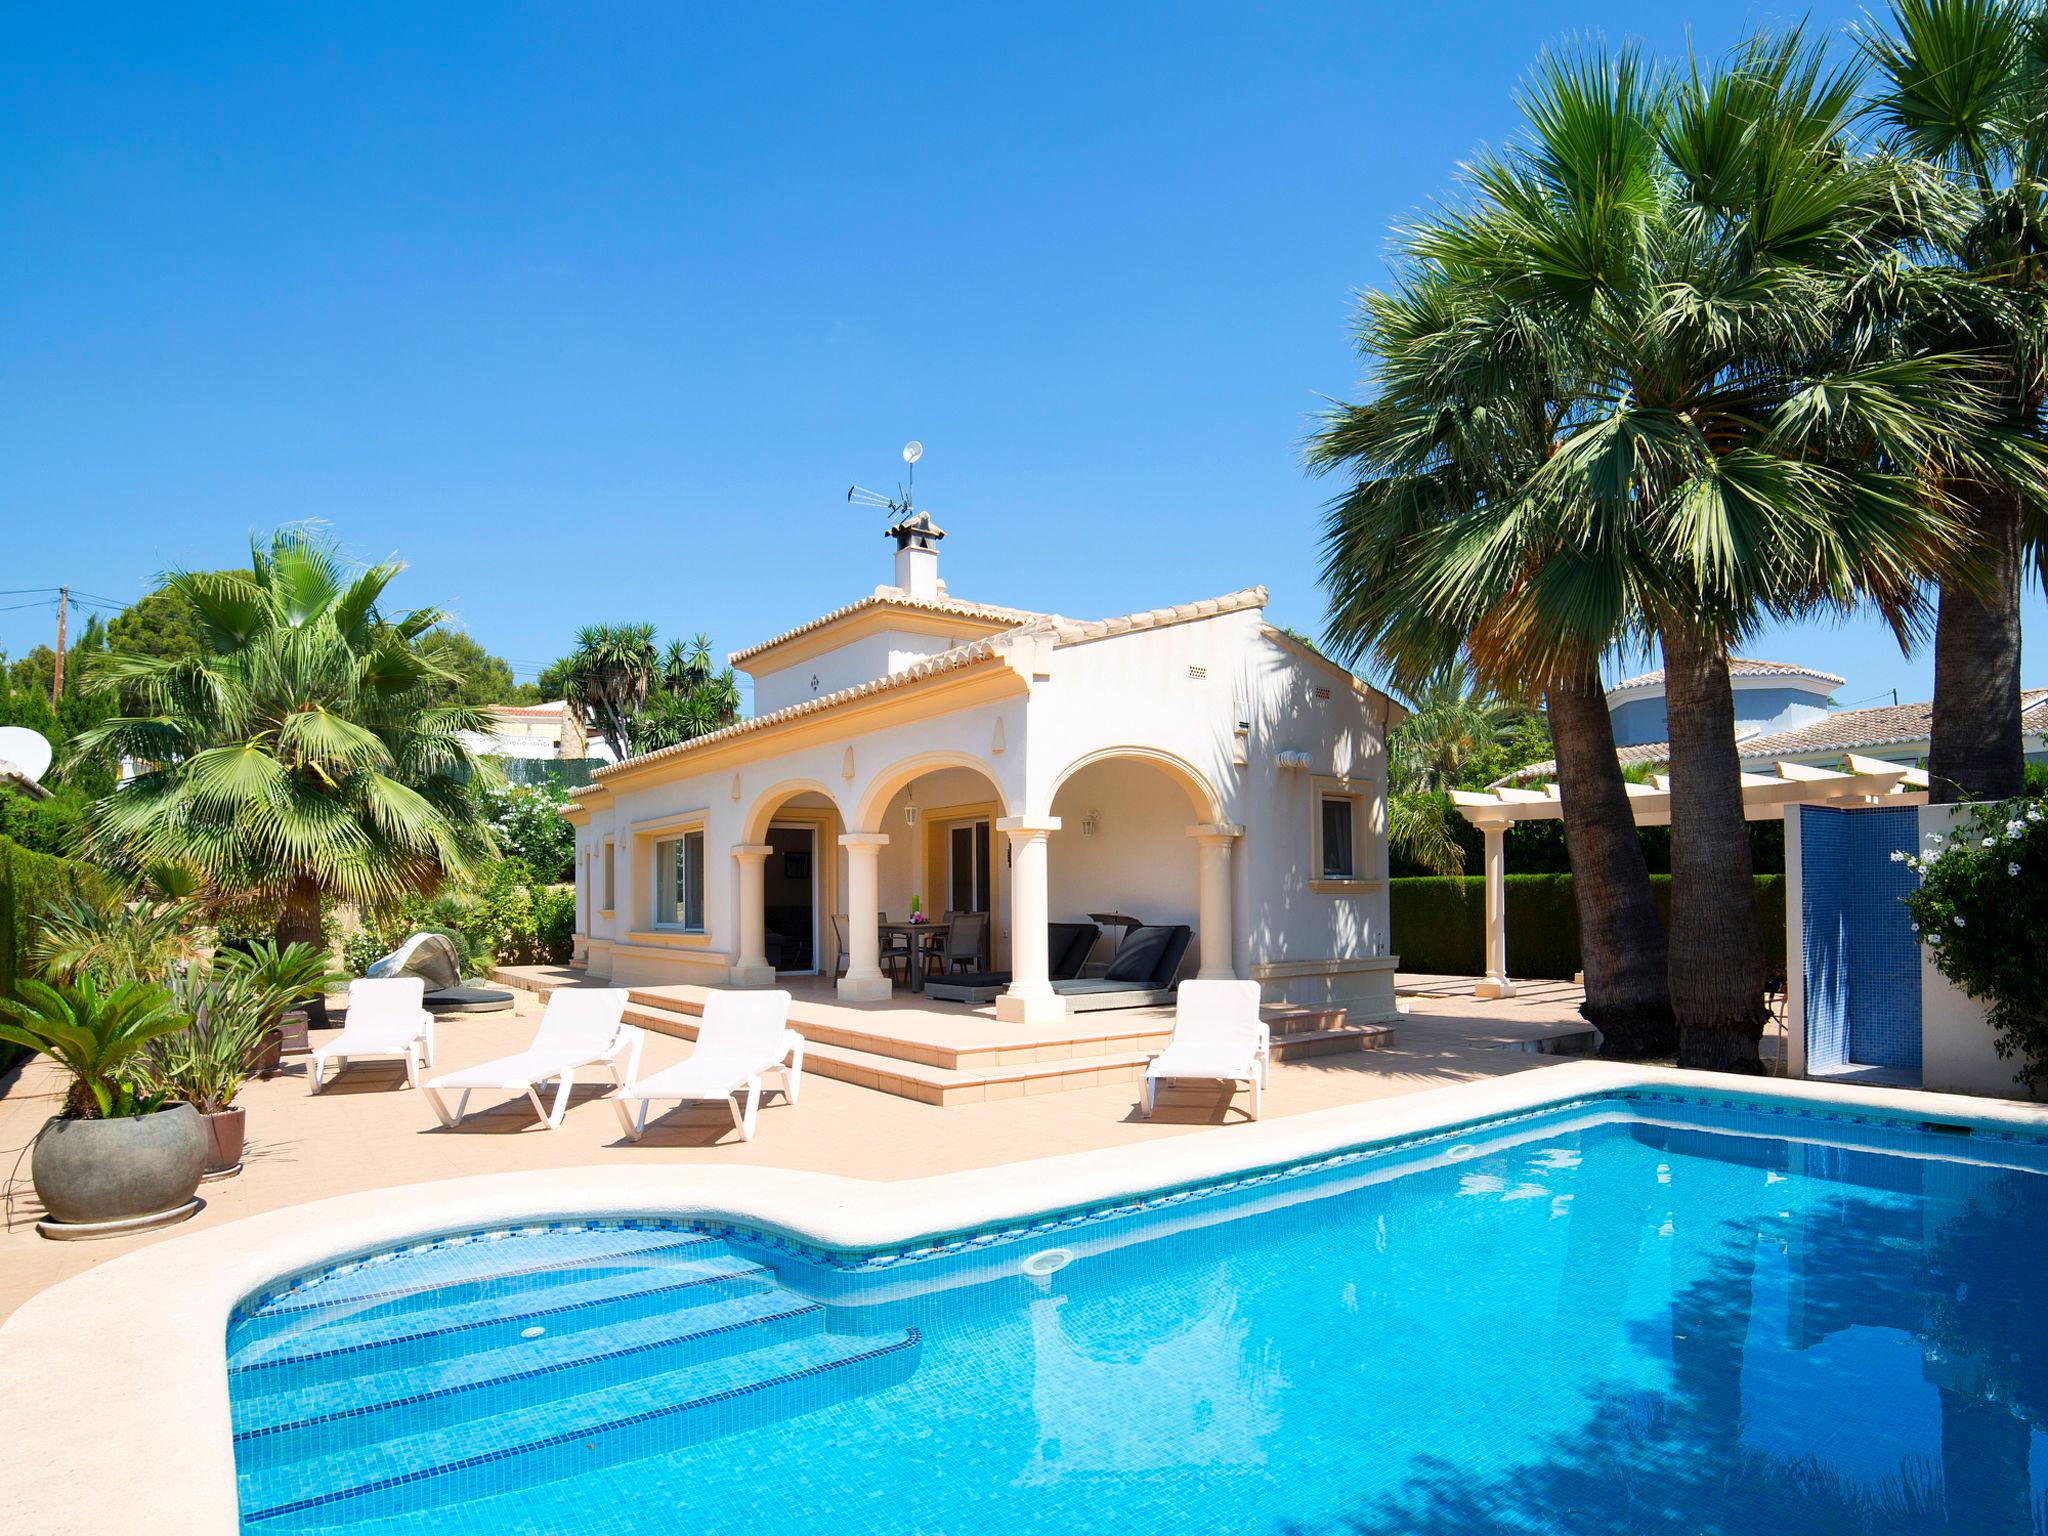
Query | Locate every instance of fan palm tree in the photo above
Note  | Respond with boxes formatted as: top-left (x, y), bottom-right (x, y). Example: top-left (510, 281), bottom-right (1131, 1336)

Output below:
top-left (1340, 38), bottom-right (2010, 1070)
top-left (1386, 662), bottom-right (1523, 792)
top-left (67, 529), bottom-right (498, 950)
top-left (1314, 210), bottom-right (1678, 1057)
top-left (1863, 0), bottom-right (2048, 801)
top-left (565, 624), bottom-right (658, 760)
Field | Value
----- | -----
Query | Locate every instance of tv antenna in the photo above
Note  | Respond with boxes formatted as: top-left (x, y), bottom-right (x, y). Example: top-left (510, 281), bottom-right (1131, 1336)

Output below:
top-left (847, 440), bottom-right (927, 523)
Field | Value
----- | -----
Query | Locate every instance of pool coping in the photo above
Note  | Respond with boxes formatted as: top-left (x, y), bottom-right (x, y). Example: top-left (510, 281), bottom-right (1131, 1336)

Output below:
top-left (5, 1060), bottom-right (2046, 1534)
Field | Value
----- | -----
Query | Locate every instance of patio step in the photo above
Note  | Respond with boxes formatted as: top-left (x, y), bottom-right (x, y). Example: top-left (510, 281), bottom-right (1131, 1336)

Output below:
top-left (619, 1002), bottom-right (1152, 1105)
top-left (617, 984), bottom-right (1174, 1071)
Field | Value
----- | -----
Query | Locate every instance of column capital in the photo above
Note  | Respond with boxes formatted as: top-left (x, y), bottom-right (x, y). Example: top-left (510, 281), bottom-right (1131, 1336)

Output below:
top-left (995, 815), bottom-right (1061, 839)
top-left (1186, 822), bottom-right (1245, 844)
top-left (838, 831), bottom-right (890, 849)
top-left (731, 843), bottom-right (773, 860)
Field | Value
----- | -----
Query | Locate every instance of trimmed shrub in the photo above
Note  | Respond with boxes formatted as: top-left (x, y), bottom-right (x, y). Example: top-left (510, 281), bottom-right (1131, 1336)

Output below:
top-left (1390, 873), bottom-right (1787, 982)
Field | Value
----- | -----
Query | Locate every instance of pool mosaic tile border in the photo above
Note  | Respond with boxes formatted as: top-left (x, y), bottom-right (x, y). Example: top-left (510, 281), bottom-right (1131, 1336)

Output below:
top-left (232, 1084), bottom-right (2048, 1307)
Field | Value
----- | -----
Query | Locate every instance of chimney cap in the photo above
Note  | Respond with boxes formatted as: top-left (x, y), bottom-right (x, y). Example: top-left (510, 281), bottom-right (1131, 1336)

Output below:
top-left (886, 509), bottom-right (946, 551)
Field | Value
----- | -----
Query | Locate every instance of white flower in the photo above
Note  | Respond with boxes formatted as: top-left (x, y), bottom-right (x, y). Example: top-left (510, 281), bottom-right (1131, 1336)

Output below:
top-left (2006, 819), bottom-right (2026, 839)
top-left (1890, 849), bottom-right (1907, 863)
top-left (1984, 838), bottom-right (1996, 848)
top-left (1928, 932), bottom-right (1943, 945)
top-left (2029, 807), bottom-right (2043, 822)
top-left (1953, 915), bottom-right (1965, 928)
top-left (2011, 863), bottom-right (2023, 878)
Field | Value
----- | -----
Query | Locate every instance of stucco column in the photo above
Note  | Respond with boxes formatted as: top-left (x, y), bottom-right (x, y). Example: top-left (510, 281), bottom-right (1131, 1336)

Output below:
top-left (729, 843), bottom-right (775, 987)
top-left (1475, 822), bottom-right (1517, 1000)
top-left (995, 816), bottom-right (1062, 1026)
top-left (1187, 823), bottom-right (1244, 980)
top-left (837, 831), bottom-right (892, 1003)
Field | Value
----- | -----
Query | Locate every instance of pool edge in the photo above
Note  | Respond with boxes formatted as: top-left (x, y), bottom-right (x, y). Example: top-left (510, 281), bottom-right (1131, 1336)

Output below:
top-left (5, 1061), bottom-right (2045, 1535)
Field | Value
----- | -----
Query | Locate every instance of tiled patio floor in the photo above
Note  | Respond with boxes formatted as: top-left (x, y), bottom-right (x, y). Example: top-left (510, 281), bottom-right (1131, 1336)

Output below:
top-left (0, 977), bottom-right (1594, 1320)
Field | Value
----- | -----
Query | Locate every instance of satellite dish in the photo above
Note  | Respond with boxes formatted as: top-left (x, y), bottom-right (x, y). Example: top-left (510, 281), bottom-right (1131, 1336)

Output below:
top-left (0, 726), bottom-right (53, 786)
top-left (902, 440), bottom-right (923, 465)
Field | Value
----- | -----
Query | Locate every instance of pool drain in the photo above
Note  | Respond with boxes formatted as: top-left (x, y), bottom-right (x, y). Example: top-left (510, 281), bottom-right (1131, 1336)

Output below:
top-left (1021, 1248), bottom-right (1074, 1278)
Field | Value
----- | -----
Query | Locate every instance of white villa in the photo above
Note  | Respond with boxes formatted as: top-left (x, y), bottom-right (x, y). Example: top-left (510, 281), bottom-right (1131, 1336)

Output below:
top-left (565, 514), bottom-right (1405, 1027)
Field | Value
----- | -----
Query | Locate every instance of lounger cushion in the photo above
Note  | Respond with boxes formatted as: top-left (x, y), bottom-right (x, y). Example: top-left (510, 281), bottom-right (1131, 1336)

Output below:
top-left (424, 986), bottom-right (516, 1014)
top-left (1048, 922), bottom-right (1101, 981)
top-left (1102, 925), bottom-right (1190, 986)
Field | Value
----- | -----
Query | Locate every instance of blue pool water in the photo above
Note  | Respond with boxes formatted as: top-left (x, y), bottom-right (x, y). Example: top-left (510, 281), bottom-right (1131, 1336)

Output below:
top-left (227, 1090), bottom-right (2048, 1535)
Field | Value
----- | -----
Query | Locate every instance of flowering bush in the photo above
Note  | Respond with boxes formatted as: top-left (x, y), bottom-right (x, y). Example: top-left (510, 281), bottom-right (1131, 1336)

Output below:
top-left (1898, 799), bottom-right (2048, 1093)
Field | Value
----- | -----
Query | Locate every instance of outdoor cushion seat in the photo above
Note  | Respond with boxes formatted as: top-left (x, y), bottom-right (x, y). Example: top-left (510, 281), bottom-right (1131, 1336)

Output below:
top-left (922, 922), bottom-right (1101, 1003)
top-left (1050, 924), bottom-right (1191, 1013)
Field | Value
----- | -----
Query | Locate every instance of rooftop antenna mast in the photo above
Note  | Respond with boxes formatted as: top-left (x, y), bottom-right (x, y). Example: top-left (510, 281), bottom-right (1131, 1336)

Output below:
top-left (847, 440), bottom-right (926, 523)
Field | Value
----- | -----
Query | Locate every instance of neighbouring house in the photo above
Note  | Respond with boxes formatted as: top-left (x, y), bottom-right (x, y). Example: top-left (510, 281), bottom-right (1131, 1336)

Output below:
top-left (460, 701), bottom-right (611, 764)
top-left (1497, 660), bottom-right (2047, 786)
top-left (565, 513), bottom-right (1405, 1025)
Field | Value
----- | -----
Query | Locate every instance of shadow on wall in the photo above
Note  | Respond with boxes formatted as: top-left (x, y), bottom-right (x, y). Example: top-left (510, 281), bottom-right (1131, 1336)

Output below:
top-left (1049, 758), bottom-right (1201, 967)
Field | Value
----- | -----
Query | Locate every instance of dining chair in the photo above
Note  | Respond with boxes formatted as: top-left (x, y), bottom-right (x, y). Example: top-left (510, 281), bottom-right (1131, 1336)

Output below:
top-left (935, 912), bottom-right (986, 976)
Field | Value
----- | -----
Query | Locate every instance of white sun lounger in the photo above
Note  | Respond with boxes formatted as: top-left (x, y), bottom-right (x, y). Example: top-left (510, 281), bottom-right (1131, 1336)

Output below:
top-left (423, 987), bottom-right (641, 1131)
top-left (311, 978), bottom-right (435, 1091)
top-left (612, 990), bottom-right (803, 1143)
top-left (1141, 979), bottom-right (1270, 1121)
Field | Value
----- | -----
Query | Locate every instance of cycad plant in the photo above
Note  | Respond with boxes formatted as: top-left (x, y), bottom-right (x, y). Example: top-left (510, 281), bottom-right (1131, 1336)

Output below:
top-left (67, 529), bottom-right (499, 950)
top-left (0, 975), bottom-right (189, 1119)
top-left (1863, 0), bottom-right (2048, 800)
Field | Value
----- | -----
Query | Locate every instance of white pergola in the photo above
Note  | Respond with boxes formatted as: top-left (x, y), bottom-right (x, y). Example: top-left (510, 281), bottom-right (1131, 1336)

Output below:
top-left (1448, 754), bottom-right (1930, 999)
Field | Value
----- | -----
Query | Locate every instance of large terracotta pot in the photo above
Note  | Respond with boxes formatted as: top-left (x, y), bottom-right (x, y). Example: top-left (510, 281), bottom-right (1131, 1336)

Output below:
top-left (31, 1104), bottom-right (206, 1230)
top-left (248, 1028), bottom-right (285, 1080)
top-left (201, 1106), bottom-right (247, 1176)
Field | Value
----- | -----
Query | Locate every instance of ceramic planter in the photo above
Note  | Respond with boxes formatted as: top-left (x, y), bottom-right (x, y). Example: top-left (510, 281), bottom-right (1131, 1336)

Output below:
top-left (31, 1104), bottom-right (206, 1239)
top-left (201, 1106), bottom-right (247, 1178)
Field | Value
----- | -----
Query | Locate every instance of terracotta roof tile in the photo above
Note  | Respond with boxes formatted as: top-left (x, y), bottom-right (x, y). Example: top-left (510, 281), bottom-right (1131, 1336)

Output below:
top-left (729, 589), bottom-right (1049, 666)
top-left (1608, 658), bottom-right (1846, 694)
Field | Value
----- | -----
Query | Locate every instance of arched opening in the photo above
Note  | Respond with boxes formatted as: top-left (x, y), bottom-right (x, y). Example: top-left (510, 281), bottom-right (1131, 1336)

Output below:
top-left (1048, 755), bottom-right (1212, 973)
top-left (739, 781), bottom-right (848, 978)
top-left (856, 757), bottom-right (1009, 979)
top-left (1047, 745), bottom-right (1225, 824)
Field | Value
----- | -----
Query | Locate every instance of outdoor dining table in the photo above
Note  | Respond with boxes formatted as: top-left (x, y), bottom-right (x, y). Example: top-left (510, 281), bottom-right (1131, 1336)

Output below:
top-left (877, 920), bottom-right (949, 993)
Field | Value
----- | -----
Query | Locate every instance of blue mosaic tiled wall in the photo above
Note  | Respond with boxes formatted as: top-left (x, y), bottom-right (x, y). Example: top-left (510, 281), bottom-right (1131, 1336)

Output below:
top-left (1799, 805), bottom-right (1923, 1075)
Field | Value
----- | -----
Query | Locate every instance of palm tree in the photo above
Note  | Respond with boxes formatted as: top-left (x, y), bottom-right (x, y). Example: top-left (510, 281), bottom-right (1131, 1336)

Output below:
top-left (565, 624), bottom-right (658, 760)
top-left (1863, 0), bottom-right (2048, 801)
top-left (1314, 209), bottom-right (1678, 1058)
top-left (1344, 38), bottom-right (2002, 1069)
top-left (1386, 662), bottom-right (1522, 792)
top-left (68, 529), bottom-right (497, 949)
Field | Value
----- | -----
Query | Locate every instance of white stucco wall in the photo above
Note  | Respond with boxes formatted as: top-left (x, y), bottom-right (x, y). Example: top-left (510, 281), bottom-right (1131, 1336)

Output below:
top-left (570, 591), bottom-right (1398, 1018)
top-left (1916, 804), bottom-right (2028, 1098)
top-left (751, 629), bottom-right (982, 715)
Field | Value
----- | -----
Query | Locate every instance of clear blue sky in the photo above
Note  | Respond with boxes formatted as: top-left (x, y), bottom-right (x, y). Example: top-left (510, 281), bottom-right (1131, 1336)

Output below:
top-left (4, 1), bottom-right (2040, 714)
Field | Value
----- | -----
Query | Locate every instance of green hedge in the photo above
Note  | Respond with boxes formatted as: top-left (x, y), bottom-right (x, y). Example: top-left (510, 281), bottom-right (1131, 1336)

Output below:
top-left (0, 835), bottom-right (106, 1073)
top-left (1390, 873), bottom-right (1787, 983)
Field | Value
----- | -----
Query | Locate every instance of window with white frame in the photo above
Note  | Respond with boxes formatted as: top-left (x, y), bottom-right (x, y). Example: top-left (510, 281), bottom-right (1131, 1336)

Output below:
top-left (654, 830), bottom-right (706, 932)
top-left (1310, 776), bottom-right (1374, 889)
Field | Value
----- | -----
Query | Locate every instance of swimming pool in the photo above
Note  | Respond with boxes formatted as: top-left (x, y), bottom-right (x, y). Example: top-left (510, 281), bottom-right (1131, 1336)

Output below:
top-left (224, 1088), bottom-right (2048, 1535)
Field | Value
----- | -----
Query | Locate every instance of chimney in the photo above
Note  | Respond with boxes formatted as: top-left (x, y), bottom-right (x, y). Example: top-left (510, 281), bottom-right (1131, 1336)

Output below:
top-left (888, 510), bottom-right (945, 601)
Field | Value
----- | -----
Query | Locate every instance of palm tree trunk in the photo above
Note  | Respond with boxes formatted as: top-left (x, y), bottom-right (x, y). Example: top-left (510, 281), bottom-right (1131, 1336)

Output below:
top-left (1659, 625), bottom-right (1766, 1073)
top-left (1547, 666), bottom-right (1674, 1059)
top-left (275, 875), bottom-right (323, 949)
top-left (1929, 472), bottom-right (2027, 803)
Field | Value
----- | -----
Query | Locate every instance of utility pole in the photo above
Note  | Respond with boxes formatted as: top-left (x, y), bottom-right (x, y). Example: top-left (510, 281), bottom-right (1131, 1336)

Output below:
top-left (51, 585), bottom-right (68, 701)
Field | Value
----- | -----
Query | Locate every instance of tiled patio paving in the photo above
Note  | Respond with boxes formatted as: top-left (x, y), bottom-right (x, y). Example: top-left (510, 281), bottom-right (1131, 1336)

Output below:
top-left (0, 976), bottom-right (1596, 1320)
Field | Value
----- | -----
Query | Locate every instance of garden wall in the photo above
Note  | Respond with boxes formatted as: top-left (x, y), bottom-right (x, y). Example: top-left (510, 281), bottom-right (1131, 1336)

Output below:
top-left (1389, 873), bottom-right (1787, 982)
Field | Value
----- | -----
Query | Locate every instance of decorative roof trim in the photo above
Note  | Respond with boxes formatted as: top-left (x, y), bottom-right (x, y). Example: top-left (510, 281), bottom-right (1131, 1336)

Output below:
top-left (728, 589), bottom-right (1048, 666)
top-left (1608, 658), bottom-right (1846, 695)
top-left (1045, 586), bottom-right (1268, 646)
top-left (591, 632), bottom-right (1028, 781)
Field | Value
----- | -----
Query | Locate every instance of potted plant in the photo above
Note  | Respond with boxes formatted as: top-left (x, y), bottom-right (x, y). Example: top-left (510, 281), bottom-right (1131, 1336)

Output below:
top-left (0, 975), bottom-right (203, 1238)
top-left (148, 967), bottom-right (279, 1178)
top-left (217, 940), bottom-right (344, 1073)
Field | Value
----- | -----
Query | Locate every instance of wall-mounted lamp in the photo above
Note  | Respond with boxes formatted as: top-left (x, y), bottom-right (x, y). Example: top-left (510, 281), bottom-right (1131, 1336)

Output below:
top-left (903, 783), bottom-right (919, 827)
top-left (1081, 810), bottom-right (1101, 838)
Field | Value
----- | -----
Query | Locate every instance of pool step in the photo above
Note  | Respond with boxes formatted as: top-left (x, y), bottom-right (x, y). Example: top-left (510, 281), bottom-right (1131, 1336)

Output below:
top-left (237, 1324), bottom-right (921, 1527)
top-left (228, 1250), bottom-right (774, 1383)
top-left (231, 1285), bottom-right (826, 1459)
top-left (233, 1225), bottom-right (725, 1334)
